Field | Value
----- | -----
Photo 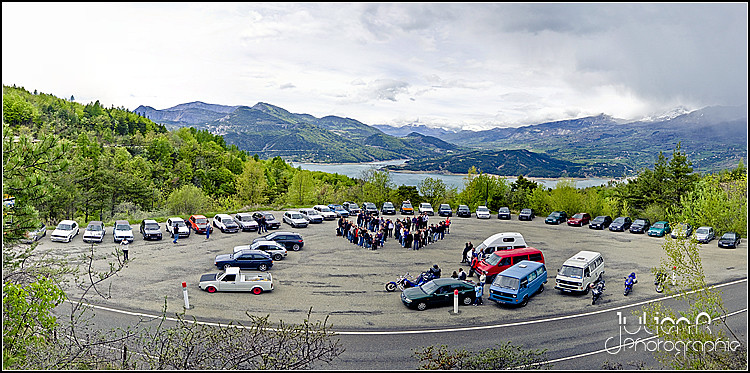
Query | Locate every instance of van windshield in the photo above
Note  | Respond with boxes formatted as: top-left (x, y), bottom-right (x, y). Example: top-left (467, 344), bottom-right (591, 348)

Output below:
top-left (493, 275), bottom-right (519, 290)
top-left (485, 253), bottom-right (502, 266)
top-left (559, 265), bottom-right (583, 279)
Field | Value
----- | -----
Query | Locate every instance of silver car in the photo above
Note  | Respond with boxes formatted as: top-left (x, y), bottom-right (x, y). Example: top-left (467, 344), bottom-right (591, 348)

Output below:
top-left (283, 211), bottom-right (309, 228)
top-left (83, 221), bottom-right (105, 243)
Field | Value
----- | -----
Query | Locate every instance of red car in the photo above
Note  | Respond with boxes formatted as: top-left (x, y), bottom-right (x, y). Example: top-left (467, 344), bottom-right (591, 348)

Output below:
top-left (567, 212), bottom-right (591, 227)
top-left (471, 247), bottom-right (545, 282)
top-left (188, 214), bottom-right (213, 234)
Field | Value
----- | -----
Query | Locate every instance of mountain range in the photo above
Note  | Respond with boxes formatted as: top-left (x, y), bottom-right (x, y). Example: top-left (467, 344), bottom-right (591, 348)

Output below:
top-left (135, 102), bottom-right (747, 177)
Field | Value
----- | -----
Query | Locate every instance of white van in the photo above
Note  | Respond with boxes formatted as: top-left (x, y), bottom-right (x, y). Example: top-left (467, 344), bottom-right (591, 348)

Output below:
top-left (555, 250), bottom-right (604, 293)
top-left (475, 232), bottom-right (527, 256)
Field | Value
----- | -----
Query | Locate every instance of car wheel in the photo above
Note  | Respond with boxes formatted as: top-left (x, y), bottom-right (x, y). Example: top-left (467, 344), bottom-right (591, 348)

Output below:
top-left (291, 244), bottom-right (301, 251)
top-left (252, 287), bottom-right (263, 295)
top-left (273, 254), bottom-right (283, 261)
top-left (520, 296), bottom-right (529, 307)
top-left (224, 264), bottom-right (231, 270)
top-left (416, 302), bottom-right (428, 311)
top-left (258, 263), bottom-right (268, 271)
top-left (537, 284), bottom-right (545, 294)
top-left (462, 296), bottom-right (473, 306)
top-left (206, 286), bottom-right (217, 293)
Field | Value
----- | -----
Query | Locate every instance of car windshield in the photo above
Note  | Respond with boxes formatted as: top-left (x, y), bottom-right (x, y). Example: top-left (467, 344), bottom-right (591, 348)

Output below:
top-left (634, 219), bottom-right (647, 224)
top-left (222, 219), bottom-right (234, 225)
top-left (573, 213), bottom-right (584, 219)
top-left (459, 206), bottom-right (468, 210)
top-left (318, 206), bottom-right (331, 212)
top-left (499, 207), bottom-right (509, 212)
top-left (485, 253), bottom-right (503, 266)
top-left (290, 213), bottom-right (304, 219)
top-left (477, 207), bottom-right (489, 212)
top-left (173, 220), bottom-right (186, 226)
top-left (696, 228), bottom-right (710, 234)
top-left (57, 223), bottom-right (72, 230)
top-left (383, 203), bottom-right (393, 207)
top-left (146, 223), bottom-right (160, 230)
top-left (653, 222), bottom-right (665, 228)
top-left (196, 218), bottom-right (207, 224)
top-left (239, 215), bottom-right (253, 222)
top-left (721, 233), bottom-right (737, 239)
top-left (614, 217), bottom-right (627, 223)
top-left (493, 275), bottom-right (519, 290)
top-left (87, 224), bottom-right (102, 231)
top-left (264, 213), bottom-right (275, 220)
top-left (559, 265), bottom-right (583, 279)
top-left (421, 203), bottom-right (431, 208)
top-left (551, 212), bottom-right (561, 217)
top-left (116, 224), bottom-right (130, 230)
top-left (521, 209), bottom-right (531, 214)
top-left (420, 281), bottom-right (439, 294)
top-left (350, 204), bottom-right (359, 209)
top-left (403, 203), bottom-right (412, 208)
top-left (593, 216), bottom-right (606, 222)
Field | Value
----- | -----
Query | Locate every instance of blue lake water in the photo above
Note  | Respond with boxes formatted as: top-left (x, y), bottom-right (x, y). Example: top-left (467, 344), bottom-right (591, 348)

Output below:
top-left (290, 160), bottom-right (620, 190)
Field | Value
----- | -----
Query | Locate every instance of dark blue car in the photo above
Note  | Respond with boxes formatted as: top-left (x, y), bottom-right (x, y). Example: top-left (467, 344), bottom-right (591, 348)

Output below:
top-left (214, 249), bottom-right (273, 271)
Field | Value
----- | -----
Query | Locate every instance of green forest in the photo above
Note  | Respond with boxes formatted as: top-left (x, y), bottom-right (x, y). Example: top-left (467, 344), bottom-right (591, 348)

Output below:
top-left (3, 84), bottom-right (747, 239)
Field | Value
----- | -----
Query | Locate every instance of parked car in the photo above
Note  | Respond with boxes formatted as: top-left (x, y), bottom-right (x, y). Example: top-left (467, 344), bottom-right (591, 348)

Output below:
top-left (475, 206), bottom-right (491, 219)
top-left (545, 211), bottom-right (567, 225)
top-left (647, 221), bottom-right (671, 237)
top-left (457, 204), bottom-right (471, 218)
top-left (214, 249), bottom-right (273, 271)
top-left (188, 214), bottom-right (213, 234)
top-left (252, 231), bottom-right (304, 251)
top-left (235, 241), bottom-right (287, 261)
top-left (629, 218), bottom-right (651, 234)
top-left (497, 207), bottom-right (511, 220)
top-left (437, 204), bottom-right (452, 217)
top-left (166, 217), bottom-right (191, 238)
top-left (313, 205), bottom-right (337, 220)
top-left (23, 222), bottom-right (47, 243)
top-left (362, 202), bottom-right (379, 216)
top-left (252, 211), bottom-right (281, 230)
top-left (670, 222), bottom-right (693, 239)
top-left (488, 261), bottom-right (547, 307)
top-left (400, 201), bottom-right (414, 215)
top-left (283, 211), bottom-right (309, 228)
top-left (82, 221), bottom-right (105, 243)
top-left (694, 226), bottom-right (715, 243)
top-left (113, 220), bottom-right (134, 243)
top-left (199, 267), bottom-right (274, 294)
top-left (213, 214), bottom-right (240, 233)
top-left (343, 201), bottom-right (361, 214)
top-left (328, 204), bottom-right (349, 218)
top-left (609, 216), bottom-right (632, 232)
top-left (381, 202), bottom-right (396, 215)
top-left (234, 212), bottom-right (259, 231)
top-left (472, 247), bottom-right (545, 284)
top-left (298, 208), bottom-right (323, 224)
top-left (567, 213), bottom-right (591, 227)
top-left (718, 232), bottom-right (741, 249)
top-left (400, 278), bottom-right (476, 311)
top-left (139, 219), bottom-right (163, 240)
top-left (518, 208), bottom-right (535, 221)
top-left (474, 232), bottom-right (527, 256)
top-left (419, 202), bottom-right (434, 216)
top-left (51, 220), bottom-right (79, 243)
top-left (555, 251), bottom-right (605, 293)
top-left (589, 215), bottom-right (612, 230)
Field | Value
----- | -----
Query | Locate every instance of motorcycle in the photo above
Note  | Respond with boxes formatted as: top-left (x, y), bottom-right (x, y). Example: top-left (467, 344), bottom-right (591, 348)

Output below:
top-left (623, 272), bottom-right (637, 296)
top-left (590, 279), bottom-right (605, 305)
top-left (385, 272), bottom-right (433, 292)
top-left (654, 271), bottom-right (667, 293)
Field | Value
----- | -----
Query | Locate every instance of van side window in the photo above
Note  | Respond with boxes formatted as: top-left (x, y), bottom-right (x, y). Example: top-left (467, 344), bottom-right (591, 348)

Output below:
top-left (503, 237), bottom-right (514, 242)
top-left (596, 257), bottom-right (603, 267)
top-left (529, 253), bottom-right (542, 261)
top-left (520, 278), bottom-right (528, 288)
top-left (536, 267), bottom-right (545, 277)
top-left (584, 267), bottom-right (591, 277)
top-left (528, 270), bottom-right (537, 282)
top-left (500, 257), bottom-right (512, 266)
top-left (513, 255), bottom-right (527, 265)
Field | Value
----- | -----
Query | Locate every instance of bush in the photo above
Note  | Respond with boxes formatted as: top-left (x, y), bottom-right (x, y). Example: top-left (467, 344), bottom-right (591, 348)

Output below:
top-left (166, 185), bottom-right (214, 215)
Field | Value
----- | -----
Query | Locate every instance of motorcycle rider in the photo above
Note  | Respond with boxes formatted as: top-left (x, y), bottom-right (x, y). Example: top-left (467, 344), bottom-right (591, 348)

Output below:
top-left (428, 264), bottom-right (442, 279)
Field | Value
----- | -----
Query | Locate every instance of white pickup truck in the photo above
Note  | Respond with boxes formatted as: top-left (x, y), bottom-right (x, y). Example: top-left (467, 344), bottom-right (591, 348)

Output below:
top-left (198, 267), bottom-right (274, 295)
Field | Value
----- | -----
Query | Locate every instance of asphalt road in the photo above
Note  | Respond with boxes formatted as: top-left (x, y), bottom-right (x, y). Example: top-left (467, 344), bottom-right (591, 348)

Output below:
top-left (36, 211), bottom-right (747, 368)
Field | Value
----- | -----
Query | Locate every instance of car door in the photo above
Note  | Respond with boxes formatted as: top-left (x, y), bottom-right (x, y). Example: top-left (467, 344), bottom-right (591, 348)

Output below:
top-left (431, 285), bottom-right (453, 306)
top-left (235, 253), bottom-right (257, 269)
top-left (219, 273), bottom-right (238, 291)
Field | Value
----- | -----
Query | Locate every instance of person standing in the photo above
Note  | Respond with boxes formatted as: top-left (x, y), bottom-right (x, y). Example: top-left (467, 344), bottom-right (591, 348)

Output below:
top-left (474, 280), bottom-right (484, 306)
top-left (461, 242), bottom-right (473, 264)
top-left (205, 225), bottom-right (210, 240)
top-left (172, 224), bottom-right (179, 244)
top-left (120, 239), bottom-right (129, 261)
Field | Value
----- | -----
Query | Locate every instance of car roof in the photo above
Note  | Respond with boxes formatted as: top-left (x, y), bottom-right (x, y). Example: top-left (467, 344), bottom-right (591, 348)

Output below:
top-left (563, 250), bottom-right (601, 265)
top-left (59, 219), bottom-right (77, 224)
top-left (235, 212), bottom-right (252, 216)
top-left (490, 247), bottom-right (542, 257)
top-left (238, 249), bottom-right (271, 256)
top-left (215, 213), bottom-right (232, 218)
top-left (143, 219), bottom-right (158, 224)
top-left (115, 220), bottom-right (129, 224)
top-left (499, 260), bottom-right (545, 278)
top-left (87, 221), bottom-right (103, 225)
top-left (191, 214), bottom-right (207, 219)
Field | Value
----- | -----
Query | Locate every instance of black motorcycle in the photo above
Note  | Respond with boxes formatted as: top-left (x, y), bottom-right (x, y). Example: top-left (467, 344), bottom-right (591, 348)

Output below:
top-left (590, 279), bottom-right (605, 305)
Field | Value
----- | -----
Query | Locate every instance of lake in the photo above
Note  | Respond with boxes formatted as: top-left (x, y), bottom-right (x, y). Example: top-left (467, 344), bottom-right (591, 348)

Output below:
top-left (290, 160), bottom-right (621, 190)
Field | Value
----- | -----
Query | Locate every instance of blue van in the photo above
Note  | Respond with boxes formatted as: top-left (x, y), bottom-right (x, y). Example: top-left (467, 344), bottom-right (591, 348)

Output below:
top-left (488, 260), bottom-right (547, 307)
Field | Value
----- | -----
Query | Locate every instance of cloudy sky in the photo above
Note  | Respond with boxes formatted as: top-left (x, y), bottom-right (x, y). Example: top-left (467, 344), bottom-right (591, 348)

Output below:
top-left (3, 3), bottom-right (747, 130)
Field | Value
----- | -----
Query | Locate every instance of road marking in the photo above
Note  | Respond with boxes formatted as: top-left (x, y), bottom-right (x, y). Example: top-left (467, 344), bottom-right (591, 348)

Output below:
top-left (65, 278), bottom-right (747, 335)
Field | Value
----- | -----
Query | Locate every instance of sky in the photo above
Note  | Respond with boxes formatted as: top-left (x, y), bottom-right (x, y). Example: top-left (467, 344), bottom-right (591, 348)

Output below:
top-left (2, 2), bottom-right (747, 130)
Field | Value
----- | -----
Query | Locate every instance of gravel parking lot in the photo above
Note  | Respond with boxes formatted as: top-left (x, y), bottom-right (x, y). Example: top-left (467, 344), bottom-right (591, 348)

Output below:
top-left (37, 213), bottom-right (747, 331)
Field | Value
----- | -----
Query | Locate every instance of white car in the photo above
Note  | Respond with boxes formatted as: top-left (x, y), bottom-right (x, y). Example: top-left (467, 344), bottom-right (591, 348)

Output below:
top-left (23, 222), bottom-right (47, 243)
top-left (313, 205), bottom-right (337, 220)
top-left (694, 226), bottom-right (715, 243)
top-left (213, 213), bottom-right (240, 233)
top-left (419, 202), bottom-right (435, 216)
top-left (50, 220), bottom-right (79, 243)
top-left (234, 241), bottom-right (288, 261)
top-left (298, 208), bottom-right (323, 224)
top-left (234, 212), bottom-right (259, 231)
top-left (83, 221), bottom-right (106, 243)
top-left (283, 211), bottom-right (309, 228)
top-left (166, 217), bottom-right (190, 238)
top-left (199, 267), bottom-right (274, 294)
top-left (475, 206), bottom-right (491, 219)
top-left (113, 220), bottom-right (134, 243)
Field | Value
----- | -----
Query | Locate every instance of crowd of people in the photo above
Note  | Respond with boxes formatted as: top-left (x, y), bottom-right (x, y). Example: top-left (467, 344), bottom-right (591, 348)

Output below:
top-left (335, 212), bottom-right (452, 250)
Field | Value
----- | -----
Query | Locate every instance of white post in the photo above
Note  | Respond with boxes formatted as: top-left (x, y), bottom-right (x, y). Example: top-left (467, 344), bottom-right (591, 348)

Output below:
top-left (671, 266), bottom-right (676, 286)
top-left (453, 289), bottom-right (459, 314)
top-left (182, 281), bottom-right (190, 309)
